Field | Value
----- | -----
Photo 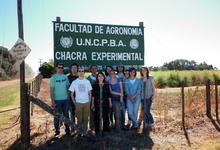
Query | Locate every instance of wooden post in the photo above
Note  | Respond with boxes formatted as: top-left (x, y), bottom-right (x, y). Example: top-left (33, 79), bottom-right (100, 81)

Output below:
top-left (99, 84), bottom-right (103, 135)
top-left (30, 81), bottom-right (34, 116)
top-left (181, 83), bottom-right (185, 126)
top-left (215, 80), bottom-right (219, 123)
top-left (20, 83), bottom-right (30, 149)
top-left (17, 0), bottom-right (30, 149)
top-left (206, 80), bottom-right (211, 118)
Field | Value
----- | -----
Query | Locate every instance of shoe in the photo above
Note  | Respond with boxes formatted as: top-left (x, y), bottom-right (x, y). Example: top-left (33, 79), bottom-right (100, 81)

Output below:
top-left (121, 126), bottom-right (129, 131)
top-left (66, 132), bottom-right (71, 136)
top-left (149, 123), bottom-right (154, 128)
top-left (54, 131), bottom-right (60, 137)
top-left (130, 125), bottom-right (138, 130)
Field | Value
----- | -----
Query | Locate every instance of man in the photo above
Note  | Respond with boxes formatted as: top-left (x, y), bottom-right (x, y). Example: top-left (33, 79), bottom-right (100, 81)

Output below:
top-left (69, 67), bottom-right (92, 132)
top-left (68, 63), bottom-right (78, 130)
top-left (87, 65), bottom-right (97, 130)
top-left (50, 63), bottom-right (70, 136)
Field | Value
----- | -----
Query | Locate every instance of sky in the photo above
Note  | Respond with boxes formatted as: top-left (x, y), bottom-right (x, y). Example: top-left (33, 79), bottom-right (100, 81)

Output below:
top-left (0, 0), bottom-right (220, 73)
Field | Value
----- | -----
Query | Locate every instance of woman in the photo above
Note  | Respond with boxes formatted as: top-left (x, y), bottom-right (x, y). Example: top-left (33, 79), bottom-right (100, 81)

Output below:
top-left (109, 70), bottom-right (123, 130)
top-left (91, 72), bottom-right (112, 134)
top-left (140, 66), bottom-right (155, 128)
top-left (105, 66), bottom-right (113, 82)
top-left (125, 67), bottom-right (141, 129)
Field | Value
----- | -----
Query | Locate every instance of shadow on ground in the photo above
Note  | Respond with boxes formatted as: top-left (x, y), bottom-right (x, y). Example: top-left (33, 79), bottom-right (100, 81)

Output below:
top-left (21, 129), bottom-right (154, 150)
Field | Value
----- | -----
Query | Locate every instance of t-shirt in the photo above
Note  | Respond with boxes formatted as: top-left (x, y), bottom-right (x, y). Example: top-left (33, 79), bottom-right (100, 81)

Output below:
top-left (69, 78), bottom-right (92, 103)
top-left (49, 74), bottom-right (70, 100)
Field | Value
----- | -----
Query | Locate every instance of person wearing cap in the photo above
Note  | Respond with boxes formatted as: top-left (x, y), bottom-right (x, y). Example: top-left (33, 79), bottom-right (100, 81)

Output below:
top-left (116, 63), bottom-right (125, 81)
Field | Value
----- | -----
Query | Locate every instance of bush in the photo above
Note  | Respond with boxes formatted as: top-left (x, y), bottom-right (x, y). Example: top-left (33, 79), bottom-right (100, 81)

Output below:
top-left (156, 76), bottom-right (167, 88)
top-left (39, 62), bottom-right (54, 78)
top-left (167, 72), bottom-right (181, 87)
top-left (181, 76), bottom-right (190, 87)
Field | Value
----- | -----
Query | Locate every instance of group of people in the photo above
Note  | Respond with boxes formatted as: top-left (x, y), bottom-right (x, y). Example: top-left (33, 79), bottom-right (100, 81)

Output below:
top-left (49, 63), bottom-right (155, 136)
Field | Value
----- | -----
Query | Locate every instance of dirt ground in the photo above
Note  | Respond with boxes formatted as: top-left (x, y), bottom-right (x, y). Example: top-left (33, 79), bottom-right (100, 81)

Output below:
top-left (0, 79), bottom-right (220, 150)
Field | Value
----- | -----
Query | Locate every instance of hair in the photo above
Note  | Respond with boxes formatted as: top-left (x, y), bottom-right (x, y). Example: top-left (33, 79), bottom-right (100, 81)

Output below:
top-left (105, 66), bottom-right (113, 76)
top-left (140, 66), bottom-right (149, 79)
top-left (129, 67), bottom-right (137, 77)
top-left (123, 69), bottom-right (130, 77)
top-left (78, 66), bottom-right (85, 70)
top-left (56, 62), bottom-right (64, 67)
top-left (70, 63), bottom-right (78, 72)
top-left (89, 64), bottom-right (97, 72)
top-left (95, 72), bottom-right (106, 84)
top-left (116, 65), bottom-right (125, 74)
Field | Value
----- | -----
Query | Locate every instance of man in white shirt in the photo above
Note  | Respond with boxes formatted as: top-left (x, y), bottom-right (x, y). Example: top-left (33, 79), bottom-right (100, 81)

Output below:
top-left (69, 67), bottom-right (92, 132)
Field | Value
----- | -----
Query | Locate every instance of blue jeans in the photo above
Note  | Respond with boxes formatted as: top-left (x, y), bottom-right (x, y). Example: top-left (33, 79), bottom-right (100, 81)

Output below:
top-left (54, 100), bottom-right (70, 134)
top-left (127, 98), bottom-right (141, 128)
top-left (145, 97), bottom-right (154, 124)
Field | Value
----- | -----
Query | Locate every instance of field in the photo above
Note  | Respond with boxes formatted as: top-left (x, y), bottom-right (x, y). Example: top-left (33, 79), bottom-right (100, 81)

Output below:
top-left (0, 77), bottom-right (220, 150)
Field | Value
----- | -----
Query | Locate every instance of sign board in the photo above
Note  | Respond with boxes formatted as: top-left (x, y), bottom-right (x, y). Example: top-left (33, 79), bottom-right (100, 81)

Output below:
top-left (53, 21), bottom-right (145, 69)
top-left (9, 38), bottom-right (31, 64)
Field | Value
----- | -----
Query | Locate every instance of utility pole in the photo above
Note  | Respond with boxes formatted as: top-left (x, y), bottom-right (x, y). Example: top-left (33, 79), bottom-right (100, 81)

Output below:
top-left (38, 58), bottom-right (43, 67)
top-left (17, 0), bottom-right (30, 149)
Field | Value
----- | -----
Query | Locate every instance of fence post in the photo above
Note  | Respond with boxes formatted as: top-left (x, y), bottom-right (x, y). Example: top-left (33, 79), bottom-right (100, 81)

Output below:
top-left (206, 80), bottom-right (211, 118)
top-left (20, 83), bottom-right (30, 149)
top-left (181, 83), bottom-right (185, 127)
top-left (30, 81), bottom-right (34, 116)
top-left (215, 80), bottom-right (219, 123)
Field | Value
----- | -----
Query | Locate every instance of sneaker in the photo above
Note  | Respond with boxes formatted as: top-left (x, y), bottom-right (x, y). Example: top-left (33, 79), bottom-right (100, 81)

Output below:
top-left (54, 131), bottom-right (60, 137)
top-left (149, 123), bottom-right (154, 128)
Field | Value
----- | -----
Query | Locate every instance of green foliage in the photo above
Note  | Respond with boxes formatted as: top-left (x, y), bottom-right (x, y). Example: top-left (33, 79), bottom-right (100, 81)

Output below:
top-left (156, 76), bottom-right (167, 88)
top-left (167, 72), bottom-right (181, 87)
top-left (181, 76), bottom-right (190, 87)
top-left (0, 46), bottom-right (17, 79)
top-left (150, 59), bottom-right (215, 71)
top-left (39, 62), bottom-right (54, 78)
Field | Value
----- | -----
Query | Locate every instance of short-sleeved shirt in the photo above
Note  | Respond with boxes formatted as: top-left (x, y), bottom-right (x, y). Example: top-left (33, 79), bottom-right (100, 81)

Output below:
top-left (69, 78), bottom-right (92, 103)
top-left (49, 74), bottom-right (70, 100)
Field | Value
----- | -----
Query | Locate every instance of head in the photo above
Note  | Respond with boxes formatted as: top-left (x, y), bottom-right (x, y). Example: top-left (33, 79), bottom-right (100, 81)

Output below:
top-left (95, 72), bottom-right (106, 84)
top-left (89, 65), bottom-right (97, 75)
top-left (109, 70), bottom-right (116, 79)
top-left (56, 63), bottom-right (64, 74)
top-left (70, 63), bottom-right (78, 75)
top-left (129, 67), bottom-right (137, 78)
top-left (78, 67), bottom-right (85, 78)
top-left (140, 66), bottom-right (149, 78)
top-left (116, 63), bottom-right (125, 73)
top-left (105, 66), bottom-right (113, 76)
top-left (124, 69), bottom-right (130, 78)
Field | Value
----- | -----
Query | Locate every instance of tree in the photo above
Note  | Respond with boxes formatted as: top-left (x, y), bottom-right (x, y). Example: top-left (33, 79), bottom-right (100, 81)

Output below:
top-left (39, 62), bottom-right (54, 78)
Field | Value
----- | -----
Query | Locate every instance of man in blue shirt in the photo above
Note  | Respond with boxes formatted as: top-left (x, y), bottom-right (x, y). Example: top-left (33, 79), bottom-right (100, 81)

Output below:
top-left (50, 63), bottom-right (70, 136)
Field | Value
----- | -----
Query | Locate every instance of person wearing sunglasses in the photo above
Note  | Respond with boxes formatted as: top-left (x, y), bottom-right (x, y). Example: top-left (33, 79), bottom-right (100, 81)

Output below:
top-left (69, 67), bottom-right (92, 134)
top-left (50, 63), bottom-right (70, 136)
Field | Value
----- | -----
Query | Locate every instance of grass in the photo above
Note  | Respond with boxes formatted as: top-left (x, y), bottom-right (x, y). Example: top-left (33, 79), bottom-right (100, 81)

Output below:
top-left (0, 84), bottom-right (20, 110)
top-left (0, 83), bottom-right (20, 125)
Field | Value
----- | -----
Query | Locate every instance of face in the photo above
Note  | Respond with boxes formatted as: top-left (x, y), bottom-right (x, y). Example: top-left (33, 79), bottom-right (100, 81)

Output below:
top-left (129, 70), bottom-right (136, 77)
top-left (57, 65), bottom-right (64, 74)
top-left (106, 67), bottom-right (112, 74)
top-left (71, 65), bottom-right (78, 74)
top-left (90, 66), bottom-right (97, 74)
top-left (141, 68), bottom-right (148, 76)
top-left (124, 71), bottom-right (129, 78)
top-left (78, 68), bottom-right (85, 77)
top-left (109, 71), bottom-right (115, 78)
top-left (98, 74), bottom-right (104, 82)
top-left (118, 66), bottom-right (124, 72)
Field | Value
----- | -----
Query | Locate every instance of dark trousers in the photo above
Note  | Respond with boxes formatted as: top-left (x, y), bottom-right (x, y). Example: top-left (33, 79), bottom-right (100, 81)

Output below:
top-left (94, 102), bottom-right (110, 133)
top-left (54, 100), bottom-right (70, 134)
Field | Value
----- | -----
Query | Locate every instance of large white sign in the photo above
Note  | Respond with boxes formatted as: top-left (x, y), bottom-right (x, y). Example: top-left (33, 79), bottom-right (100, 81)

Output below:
top-left (9, 38), bottom-right (31, 64)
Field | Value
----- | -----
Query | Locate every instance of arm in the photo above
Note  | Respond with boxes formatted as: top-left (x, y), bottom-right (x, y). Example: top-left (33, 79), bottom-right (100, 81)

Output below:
top-left (50, 87), bottom-right (56, 109)
top-left (152, 79), bottom-right (156, 98)
top-left (119, 81), bottom-right (124, 103)
top-left (71, 92), bottom-right (76, 104)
